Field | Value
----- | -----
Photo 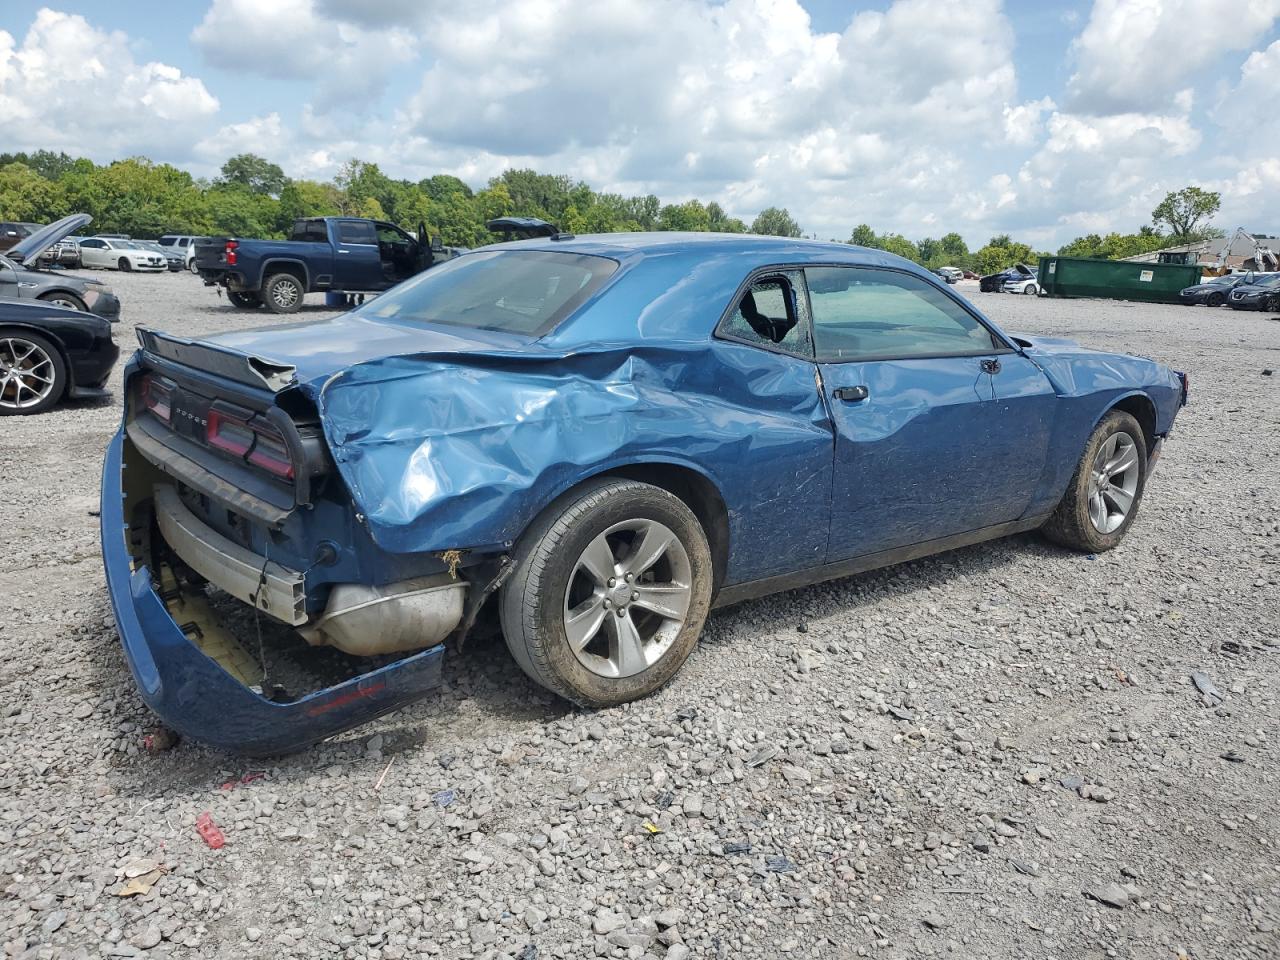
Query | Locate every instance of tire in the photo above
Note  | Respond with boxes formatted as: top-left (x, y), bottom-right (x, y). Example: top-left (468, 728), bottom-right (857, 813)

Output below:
top-left (1206, 292), bottom-right (1225, 307)
top-left (262, 273), bottom-right (304, 313)
top-left (189, 259), bottom-right (200, 275)
top-left (1024, 283), bottom-right (1038, 295)
top-left (227, 291), bottom-right (262, 310)
top-left (117, 257), bottom-right (132, 272)
top-left (0, 329), bottom-right (67, 415)
top-left (1041, 410), bottom-right (1147, 553)
top-left (38, 291), bottom-right (87, 312)
top-left (1263, 294), bottom-right (1280, 313)
top-left (500, 478), bottom-right (714, 709)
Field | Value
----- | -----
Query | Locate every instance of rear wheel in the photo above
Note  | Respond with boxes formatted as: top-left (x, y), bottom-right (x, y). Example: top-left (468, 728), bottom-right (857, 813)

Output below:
top-left (500, 478), bottom-right (713, 708)
top-left (1042, 410), bottom-right (1147, 553)
top-left (38, 291), bottom-right (87, 312)
top-left (0, 330), bottom-right (66, 415)
top-left (263, 273), bottom-right (304, 313)
top-left (227, 291), bottom-right (261, 309)
top-left (118, 257), bottom-right (132, 272)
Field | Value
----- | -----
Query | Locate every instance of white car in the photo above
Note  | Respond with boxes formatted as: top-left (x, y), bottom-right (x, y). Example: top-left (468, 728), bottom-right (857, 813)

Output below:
top-left (158, 234), bottom-right (204, 273)
top-left (78, 237), bottom-right (167, 273)
top-left (1002, 274), bottom-right (1041, 295)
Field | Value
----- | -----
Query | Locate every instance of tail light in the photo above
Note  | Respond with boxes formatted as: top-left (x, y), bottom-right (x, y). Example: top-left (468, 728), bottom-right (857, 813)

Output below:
top-left (207, 408), bottom-right (295, 480)
top-left (224, 240), bottom-right (238, 266)
top-left (1177, 371), bottom-right (1189, 406)
top-left (138, 373), bottom-right (172, 423)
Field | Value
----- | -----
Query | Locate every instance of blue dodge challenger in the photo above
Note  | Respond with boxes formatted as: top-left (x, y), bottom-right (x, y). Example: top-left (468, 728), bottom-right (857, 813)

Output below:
top-left (100, 233), bottom-right (1188, 754)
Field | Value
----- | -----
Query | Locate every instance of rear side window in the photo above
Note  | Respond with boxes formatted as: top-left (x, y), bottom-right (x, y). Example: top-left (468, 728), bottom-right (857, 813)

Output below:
top-left (337, 220), bottom-right (376, 245)
top-left (806, 266), bottom-right (1000, 362)
top-left (158, 237), bottom-right (175, 246)
top-left (364, 250), bottom-right (617, 336)
top-left (719, 273), bottom-right (812, 357)
top-left (291, 220), bottom-right (330, 243)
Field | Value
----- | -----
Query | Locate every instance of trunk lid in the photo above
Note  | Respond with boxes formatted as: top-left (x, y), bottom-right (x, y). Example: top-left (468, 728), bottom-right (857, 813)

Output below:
top-left (141, 313), bottom-right (536, 397)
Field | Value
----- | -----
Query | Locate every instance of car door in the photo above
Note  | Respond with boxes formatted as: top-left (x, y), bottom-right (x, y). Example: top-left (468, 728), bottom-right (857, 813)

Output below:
top-left (332, 219), bottom-right (383, 289)
top-left (710, 270), bottom-right (834, 583)
top-left (79, 239), bottom-right (107, 268)
top-left (806, 265), bottom-right (1055, 561)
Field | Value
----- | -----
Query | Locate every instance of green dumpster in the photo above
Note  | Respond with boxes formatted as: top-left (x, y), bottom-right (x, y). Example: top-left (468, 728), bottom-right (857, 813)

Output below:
top-left (1037, 256), bottom-right (1201, 304)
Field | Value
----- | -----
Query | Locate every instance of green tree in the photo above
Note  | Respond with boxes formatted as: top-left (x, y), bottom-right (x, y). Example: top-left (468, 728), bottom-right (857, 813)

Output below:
top-left (750, 206), bottom-right (802, 238)
top-left (972, 235), bottom-right (1036, 274)
top-left (849, 224), bottom-right (878, 247)
top-left (219, 154), bottom-right (286, 196)
top-left (0, 163), bottom-right (61, 221)
top-left (877, 233), bottom-right (919, 262)
top-left (939, 232), bottom-right (969, 264)
top-left (1151, 186), bottom-right (1221, 239)
top-left (658, 200), bottom-right (711, 232)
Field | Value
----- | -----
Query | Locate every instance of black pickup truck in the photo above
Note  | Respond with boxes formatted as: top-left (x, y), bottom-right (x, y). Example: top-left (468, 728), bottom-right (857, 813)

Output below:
top-left (194, 217), bottom-right (456, 313)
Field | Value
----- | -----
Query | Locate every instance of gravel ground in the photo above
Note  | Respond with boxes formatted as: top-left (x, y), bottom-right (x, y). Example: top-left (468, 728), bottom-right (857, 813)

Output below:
top-left (1, 271), bottom-right (1277, 960)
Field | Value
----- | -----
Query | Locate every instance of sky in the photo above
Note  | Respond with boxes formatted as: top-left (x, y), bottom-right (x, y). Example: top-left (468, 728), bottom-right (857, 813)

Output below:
top-left (1, 0), bottom-right (1278, 248)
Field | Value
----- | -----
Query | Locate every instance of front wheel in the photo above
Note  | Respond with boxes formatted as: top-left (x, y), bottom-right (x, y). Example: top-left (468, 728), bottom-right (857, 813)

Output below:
top-left (118, 257), bottom-right (132, 272)
top-left (0, 330), bottom-right (67, 415)
top-left (189, 259), bottom-right (200, 275)
top-left (1206, 292), bottom-right (1226, 307)
top-left (1042, 410), bottom-right (1147, 553)
top-left (38, 291), bottom-right (87, 312)
top-left (1024, 283), bottom-right (1038, 295)
top-left (1263, 293), bottom-right (1280, 313)
top-left (262, 273), bottom-right (304, 313)
top-left (500, 478), bottom-right (714, 708)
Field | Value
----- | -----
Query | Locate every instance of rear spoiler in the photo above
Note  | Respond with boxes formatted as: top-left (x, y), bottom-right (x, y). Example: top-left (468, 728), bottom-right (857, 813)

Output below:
top-left (137, 327), bottom-right (297, 393)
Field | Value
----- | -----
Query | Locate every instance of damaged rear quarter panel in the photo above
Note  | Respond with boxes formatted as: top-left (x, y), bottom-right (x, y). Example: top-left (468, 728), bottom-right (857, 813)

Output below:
top-left (316, 340), bottom-right (834, 586)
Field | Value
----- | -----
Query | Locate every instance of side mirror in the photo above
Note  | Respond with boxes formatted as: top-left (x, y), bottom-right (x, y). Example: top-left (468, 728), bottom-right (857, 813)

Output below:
top-left (430, 235), bottom-right (443, 252)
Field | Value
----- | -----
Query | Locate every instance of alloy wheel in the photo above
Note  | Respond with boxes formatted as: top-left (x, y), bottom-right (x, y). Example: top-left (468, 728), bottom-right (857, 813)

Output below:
top-left (562, 518), bottom-right (693, 679)
top-left (0, 337), bottom-right (57, 411)
top-left (1086, 432), bottom-right (1140, 534)
top-left (271, 280), bottom-right (300, 309)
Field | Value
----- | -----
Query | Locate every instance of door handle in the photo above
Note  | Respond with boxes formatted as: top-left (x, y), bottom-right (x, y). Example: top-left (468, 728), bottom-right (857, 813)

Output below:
top-left (980, 358), bottom-right (1002, 374)
top-left (337, 249), bottom-right (351, 255)
top-left (833, 385), bottom-right (869, 402)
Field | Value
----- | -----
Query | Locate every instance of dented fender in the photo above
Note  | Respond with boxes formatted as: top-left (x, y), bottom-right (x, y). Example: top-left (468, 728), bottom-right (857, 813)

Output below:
top-left (316, 339), bottom-right (835, 585)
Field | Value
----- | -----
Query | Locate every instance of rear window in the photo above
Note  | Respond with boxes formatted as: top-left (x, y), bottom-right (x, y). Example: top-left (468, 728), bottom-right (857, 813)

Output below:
top-left (363, 250), bottom-right (618, 336)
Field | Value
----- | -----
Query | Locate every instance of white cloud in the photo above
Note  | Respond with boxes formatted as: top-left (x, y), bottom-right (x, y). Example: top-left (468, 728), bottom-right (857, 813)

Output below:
top-left (1067, 0), bottom-right (1280, 114)
top-left (191, 0), bottom-right (417, 107)
top-left (1003, 97), bottom-right (1056, 146)
top-left (0, 9), bottom-right (218, 158)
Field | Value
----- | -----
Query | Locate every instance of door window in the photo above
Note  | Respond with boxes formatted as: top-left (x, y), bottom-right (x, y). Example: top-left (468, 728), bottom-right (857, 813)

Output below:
top-left (719, 274), bottom-right (811, 357)
top-left (337, 220), bottom-right (377, 245)
top-left (806, 266), bottom-right (1001, 362)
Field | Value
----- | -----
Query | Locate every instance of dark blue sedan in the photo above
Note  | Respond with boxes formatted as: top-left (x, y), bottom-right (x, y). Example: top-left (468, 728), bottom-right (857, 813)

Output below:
top-left (101, 234), bottom-right (1188, 753)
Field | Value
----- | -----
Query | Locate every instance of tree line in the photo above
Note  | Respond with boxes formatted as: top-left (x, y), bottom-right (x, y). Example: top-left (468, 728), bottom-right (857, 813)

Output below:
top-left (0, 150), bottom-right (1220, 274)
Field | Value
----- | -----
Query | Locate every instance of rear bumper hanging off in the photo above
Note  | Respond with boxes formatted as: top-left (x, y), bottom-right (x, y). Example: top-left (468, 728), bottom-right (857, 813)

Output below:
top-left (100, 430), bottom-right (446, 756)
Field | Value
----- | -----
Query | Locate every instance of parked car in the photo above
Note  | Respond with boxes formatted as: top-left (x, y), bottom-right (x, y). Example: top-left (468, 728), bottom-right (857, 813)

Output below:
top-left (0, 299), bottom-right (119, 415)
top-left (1226, 272), bottom-right (1280, 311)
top-left (979, 264), bottom-right (1036, 292)
top-left (0, 215), bottom-right (122, 319)
top-left (932, 266), bottom-right (963, 284)
top-left (135, 241), bottom-right (186, 272)
top-left (1178, 273), bottom-right (1254, 307)
top-left (1003, 273), bottom-right (1041, 295)
top-left (158, 234), bottom-right (205, 273)
top-left (102, 233), bottom-right (1188, 754)
top-left (194, 217), bottom-right (451, 313)
top-left (79, 237), bottom-right (167, 272)
top-left (41, 239), bottom-right (82, 268)
top-left (0, 222), bottom-right (42, 255)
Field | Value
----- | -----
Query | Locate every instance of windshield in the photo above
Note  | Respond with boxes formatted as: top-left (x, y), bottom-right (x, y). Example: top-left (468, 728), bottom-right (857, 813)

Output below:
top-left (1256, 273), bottom-right (1280, 287)
top-left (362, 250), bottom-right (618, 336)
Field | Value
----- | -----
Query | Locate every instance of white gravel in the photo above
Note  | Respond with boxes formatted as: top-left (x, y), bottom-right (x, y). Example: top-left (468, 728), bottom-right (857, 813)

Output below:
top-left (1, 272), bottom-right (1277, 959)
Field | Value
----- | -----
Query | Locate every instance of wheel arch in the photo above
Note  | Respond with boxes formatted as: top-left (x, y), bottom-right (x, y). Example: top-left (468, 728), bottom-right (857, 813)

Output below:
top-left (1102, 391), bottom-right (1158, 455)
top-left (36, 286), bottom-right (87, 307)
top-left (525, 460), bottom-right (731, 595)
top-left (258, 258), bottom-right (310, 289)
